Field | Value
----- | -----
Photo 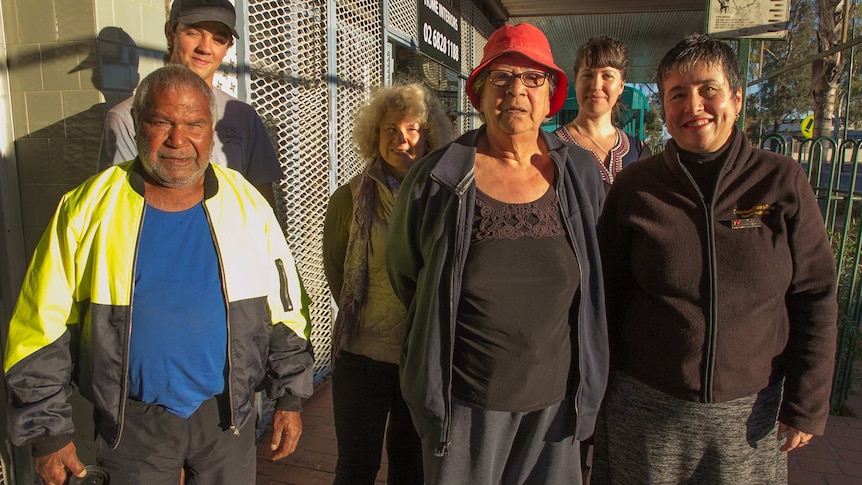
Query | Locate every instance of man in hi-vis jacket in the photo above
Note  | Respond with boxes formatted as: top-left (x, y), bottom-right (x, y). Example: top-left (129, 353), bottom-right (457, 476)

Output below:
top-left (4, 64), bottom-right (313, 485)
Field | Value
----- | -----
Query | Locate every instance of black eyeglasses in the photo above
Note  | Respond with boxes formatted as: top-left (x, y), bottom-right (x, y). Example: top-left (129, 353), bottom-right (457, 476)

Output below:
top-left (487, 70), bottom-right (550, 88)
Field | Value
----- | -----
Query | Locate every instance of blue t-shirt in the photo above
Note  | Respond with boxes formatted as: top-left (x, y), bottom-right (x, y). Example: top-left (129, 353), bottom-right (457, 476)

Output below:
top-left (128, 203), bottom-right (227, 418)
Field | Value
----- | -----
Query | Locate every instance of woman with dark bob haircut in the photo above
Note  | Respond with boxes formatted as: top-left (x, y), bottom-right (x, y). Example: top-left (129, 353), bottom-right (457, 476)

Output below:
top-left (323, 82), bottom-right (453, 484)
top-left (554, 36), bottom-right (650, 189)
top-left (592, 34), bottom-right (838, 484)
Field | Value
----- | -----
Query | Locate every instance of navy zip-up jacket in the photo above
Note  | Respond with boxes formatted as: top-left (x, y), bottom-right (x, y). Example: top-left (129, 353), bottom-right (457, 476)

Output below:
top-left (386, 127), bottom-right (608, 455)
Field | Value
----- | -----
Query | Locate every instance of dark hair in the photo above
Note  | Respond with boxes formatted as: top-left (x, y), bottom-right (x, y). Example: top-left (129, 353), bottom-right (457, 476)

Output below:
top-left (656, 34), bottom-right (741, 114)
top-left (574, 36), bottom-right (629, 79)
top-left (166, 20), bottom-right (179, 58)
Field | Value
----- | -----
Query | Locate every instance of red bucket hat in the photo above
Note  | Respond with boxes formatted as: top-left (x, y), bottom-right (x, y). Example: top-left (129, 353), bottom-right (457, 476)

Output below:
top-left (466, 23), bottom-right (568, 117)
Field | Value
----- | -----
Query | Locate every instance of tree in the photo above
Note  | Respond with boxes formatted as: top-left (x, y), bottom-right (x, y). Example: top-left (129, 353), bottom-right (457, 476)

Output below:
top-left (812, 0), bottom-right (850, 137)
top-left (831, 1), bottom-right (862, 134)
top-left (640, 87), bottom-right (667, 152)
top-left (746, 0), bottom-right (818, 141)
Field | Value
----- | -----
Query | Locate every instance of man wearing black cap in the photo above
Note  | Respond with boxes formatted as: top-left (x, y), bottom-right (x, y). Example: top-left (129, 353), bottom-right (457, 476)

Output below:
top-left (98, 0), bottom-right (281, 205)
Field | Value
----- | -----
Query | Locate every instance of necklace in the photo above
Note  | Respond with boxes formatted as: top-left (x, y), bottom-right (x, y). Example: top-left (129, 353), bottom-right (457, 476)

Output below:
top-left (571, 120), bottom-right (613, 159)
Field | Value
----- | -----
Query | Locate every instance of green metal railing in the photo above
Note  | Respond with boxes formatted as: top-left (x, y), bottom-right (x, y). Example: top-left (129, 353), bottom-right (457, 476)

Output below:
top-left (761, 134), bottom-right (861, 413)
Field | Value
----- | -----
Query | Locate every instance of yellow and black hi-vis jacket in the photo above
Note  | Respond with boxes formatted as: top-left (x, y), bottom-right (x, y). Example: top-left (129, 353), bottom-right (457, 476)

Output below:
top-left (3, 160), bottom-right (313, 456)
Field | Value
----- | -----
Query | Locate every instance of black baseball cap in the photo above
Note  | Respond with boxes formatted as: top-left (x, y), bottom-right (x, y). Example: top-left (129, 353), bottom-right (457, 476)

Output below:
top-left (169, 0), bottom-right (238, 38)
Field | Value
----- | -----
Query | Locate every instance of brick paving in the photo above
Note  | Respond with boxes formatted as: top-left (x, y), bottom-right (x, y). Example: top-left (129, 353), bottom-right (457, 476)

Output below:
top-left (255, 377), bottom-right (387, 485)
top-left (788, 388), bottom-right (862, 485)
top-left (257, 375), bottom-right (862, 485)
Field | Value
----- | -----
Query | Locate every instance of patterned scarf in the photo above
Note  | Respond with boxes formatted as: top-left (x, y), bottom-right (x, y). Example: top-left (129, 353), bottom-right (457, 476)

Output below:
top-left (331, 158), bottom-right (401, 362)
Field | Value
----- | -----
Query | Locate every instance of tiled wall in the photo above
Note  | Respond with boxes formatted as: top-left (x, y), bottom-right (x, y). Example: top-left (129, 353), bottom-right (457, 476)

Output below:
top-left (1, 1), bottom-right (171, 466)
top-left (2, 0), bottom-right (166, 257)
top-left (94, 0), bottom-right (173, 105)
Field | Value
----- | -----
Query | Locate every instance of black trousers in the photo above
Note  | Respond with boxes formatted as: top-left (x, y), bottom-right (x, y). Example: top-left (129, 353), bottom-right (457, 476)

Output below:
top-left (96, 394), bottom-right (255, 484)
top-left (421, 396), bottom-right (580, 485)
top-left (332, 351), bottom-right (423, 485)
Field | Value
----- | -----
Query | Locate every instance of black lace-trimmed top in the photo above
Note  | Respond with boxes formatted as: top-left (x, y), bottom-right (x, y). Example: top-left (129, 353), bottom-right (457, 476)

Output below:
top-left (473, 186), bottom-right (567, 241)
top-left (453, 186), bottom-right (581, 412)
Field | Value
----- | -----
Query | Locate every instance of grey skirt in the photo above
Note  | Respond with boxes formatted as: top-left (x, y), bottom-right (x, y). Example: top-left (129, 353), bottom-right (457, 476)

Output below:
top-left (591, 372), bottom-right (787, 484)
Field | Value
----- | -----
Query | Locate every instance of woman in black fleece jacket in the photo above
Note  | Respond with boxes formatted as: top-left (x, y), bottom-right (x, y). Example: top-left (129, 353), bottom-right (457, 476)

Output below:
top-left (592, 35), bottom-right (838, 484)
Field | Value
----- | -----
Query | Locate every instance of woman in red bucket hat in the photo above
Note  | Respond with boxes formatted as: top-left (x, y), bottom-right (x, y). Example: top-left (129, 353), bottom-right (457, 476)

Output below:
top-left (386, 23), bottom-right (607, 484)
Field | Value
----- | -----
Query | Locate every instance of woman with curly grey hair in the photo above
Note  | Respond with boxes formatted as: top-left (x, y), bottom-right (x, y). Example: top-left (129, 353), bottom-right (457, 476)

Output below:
top-left (323, 82), bottom-right (453, 484)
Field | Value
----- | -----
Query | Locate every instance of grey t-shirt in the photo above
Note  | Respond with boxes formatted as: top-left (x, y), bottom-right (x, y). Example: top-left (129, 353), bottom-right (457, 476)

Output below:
top-left (98, 88), bottom-right (282, 186)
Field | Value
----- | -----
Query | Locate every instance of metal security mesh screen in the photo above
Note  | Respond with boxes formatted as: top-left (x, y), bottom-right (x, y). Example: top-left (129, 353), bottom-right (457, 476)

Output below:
top-left (387, 0), bottom-right (417, 41)
top-left (244, 0), bottom-right (490, 380)
top-left (246, 0), bottom-right (382, 378)
top-left (461, 0), bottom-right (494, 130)
top-left (335, 0), bottom-right (383, 186)
top-left (247, 0), bottom-right (332, 377)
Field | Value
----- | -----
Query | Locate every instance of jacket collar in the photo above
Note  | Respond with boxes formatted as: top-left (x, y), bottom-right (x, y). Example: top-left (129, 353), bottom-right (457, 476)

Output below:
top-left (663, 128), bottom-right (752, 179)
top-left (365, 157), bottom-right (393, 188)
top-left (129, 158), bottom-right (219, 199)
top-left (429, 125), bottom-right (570, 191)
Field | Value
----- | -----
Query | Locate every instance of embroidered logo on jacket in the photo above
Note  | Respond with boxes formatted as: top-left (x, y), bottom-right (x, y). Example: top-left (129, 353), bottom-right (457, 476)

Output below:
top-left (731, 204), bottom-right (772, 229)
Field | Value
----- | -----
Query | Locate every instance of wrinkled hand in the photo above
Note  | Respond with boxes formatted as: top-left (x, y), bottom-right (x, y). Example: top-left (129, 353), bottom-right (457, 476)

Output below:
top-left (270, 410), bottom-right (302, 461)
top-left (35, 442), bottom-right (86, 485)
top-left (778, 422), bottom-right (814, 452)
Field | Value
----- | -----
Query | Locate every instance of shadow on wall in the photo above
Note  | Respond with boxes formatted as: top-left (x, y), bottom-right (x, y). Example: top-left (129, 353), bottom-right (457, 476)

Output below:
top-left (12, 27), bottom-right (141, 258)
top-left (4, 26), bottom-right (143, 480)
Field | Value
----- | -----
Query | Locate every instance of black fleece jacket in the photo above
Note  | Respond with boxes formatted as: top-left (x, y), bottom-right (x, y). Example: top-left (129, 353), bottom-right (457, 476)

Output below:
top-left (386, 127), bottom-right (608, 454)
top-left (598, 130), bottom-right (838, 435)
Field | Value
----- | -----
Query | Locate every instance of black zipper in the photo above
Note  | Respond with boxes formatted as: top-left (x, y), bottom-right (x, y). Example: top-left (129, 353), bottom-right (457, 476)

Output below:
top-left (275, 259), bottom-right (294, 312)
top-left (429, 168), bottom-right (473, 456)
top-left (202, 202), bottom-right (239, 435)
top-left (115, 202), bottom-right (147, 449)
top-left (678, 162), bottom-right (719, 403)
